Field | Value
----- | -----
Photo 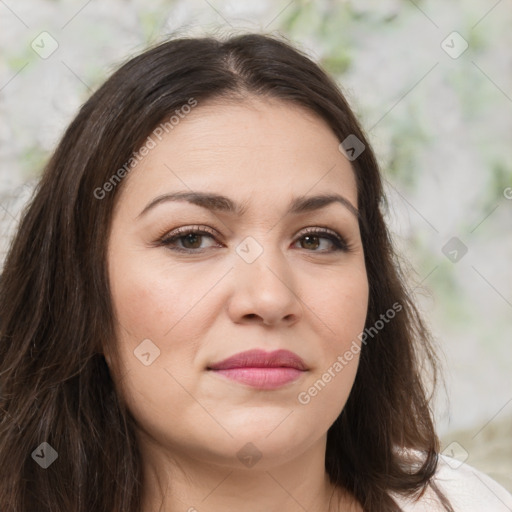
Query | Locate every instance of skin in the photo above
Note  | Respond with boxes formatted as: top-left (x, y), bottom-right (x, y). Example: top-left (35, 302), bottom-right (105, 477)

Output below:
top-left (106, 96), bottom-right (368, 512)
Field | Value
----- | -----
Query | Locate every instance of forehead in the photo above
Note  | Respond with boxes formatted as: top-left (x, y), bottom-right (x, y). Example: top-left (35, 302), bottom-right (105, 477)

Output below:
top-left (118, 97), bottom-right (358, 212)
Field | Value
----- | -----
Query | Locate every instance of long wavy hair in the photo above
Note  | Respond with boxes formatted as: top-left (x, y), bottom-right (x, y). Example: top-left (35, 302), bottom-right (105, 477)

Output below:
top-left (0, 33), bottom-right (451, 511)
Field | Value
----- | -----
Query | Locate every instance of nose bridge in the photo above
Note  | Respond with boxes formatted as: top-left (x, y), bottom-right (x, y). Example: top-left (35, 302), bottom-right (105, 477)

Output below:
top-left (235, 234), bottom-right (287, 285)
top-left (229, 234), bottom-right (302, 324)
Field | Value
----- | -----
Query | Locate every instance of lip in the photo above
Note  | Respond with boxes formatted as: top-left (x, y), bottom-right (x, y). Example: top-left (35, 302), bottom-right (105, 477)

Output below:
top-left (207, 349), bottom-right (308, 390)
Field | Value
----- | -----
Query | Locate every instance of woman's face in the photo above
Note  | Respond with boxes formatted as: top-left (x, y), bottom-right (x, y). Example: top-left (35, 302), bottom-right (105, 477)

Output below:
top-left (107, 97), bottom-right (368, 469)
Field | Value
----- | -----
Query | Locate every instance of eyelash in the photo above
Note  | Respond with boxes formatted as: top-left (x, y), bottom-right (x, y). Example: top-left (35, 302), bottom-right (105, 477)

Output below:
top-left (157, 225), bottom-right (351, 254)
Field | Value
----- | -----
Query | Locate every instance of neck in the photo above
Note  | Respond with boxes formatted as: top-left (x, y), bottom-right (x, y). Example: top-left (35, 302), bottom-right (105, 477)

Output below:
top-left (137, 432), bottom-right (355, 512)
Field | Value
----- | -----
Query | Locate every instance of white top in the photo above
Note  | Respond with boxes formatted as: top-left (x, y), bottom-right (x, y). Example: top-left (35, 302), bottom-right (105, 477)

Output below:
top-left (393, 455), bottom-right (512, 511)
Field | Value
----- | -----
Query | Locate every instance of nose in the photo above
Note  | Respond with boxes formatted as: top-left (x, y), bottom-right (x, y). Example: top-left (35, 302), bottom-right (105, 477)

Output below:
top-left (226, 245), bottom-right (303, 327)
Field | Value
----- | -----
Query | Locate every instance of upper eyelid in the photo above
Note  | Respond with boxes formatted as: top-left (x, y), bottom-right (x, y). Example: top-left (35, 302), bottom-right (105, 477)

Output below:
top-left (161, 225), bottom-right (219, 238)
top-left (298, 226), bottom-right (342, 237)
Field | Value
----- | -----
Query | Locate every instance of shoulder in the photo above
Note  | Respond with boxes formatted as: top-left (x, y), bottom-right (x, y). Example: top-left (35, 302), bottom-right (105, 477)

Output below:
top-left (392, 454), bottom-right (512, 511)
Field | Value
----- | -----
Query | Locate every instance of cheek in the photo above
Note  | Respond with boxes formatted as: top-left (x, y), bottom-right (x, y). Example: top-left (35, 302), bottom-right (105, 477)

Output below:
top-left (107, 250), bottom-right (192, 398)
top-left (309, 264), bottom-right (369, 343)
top-left (107, 262), bottom-right (212, 442)
top-left (112, 283), bottom-right (177, 344)
top-left (296, 266), bottom-right (368, 416)
top-left (109, 251), bottom-right (222, 342)
top-left (328, 270), bottom-right (368, 372)
top-left (107, 250), bottom-right (230, 398)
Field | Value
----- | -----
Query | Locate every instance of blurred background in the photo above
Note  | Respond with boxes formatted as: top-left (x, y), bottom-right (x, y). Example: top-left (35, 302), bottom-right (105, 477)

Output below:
top-left (1, 0), bottom-right (511, 492)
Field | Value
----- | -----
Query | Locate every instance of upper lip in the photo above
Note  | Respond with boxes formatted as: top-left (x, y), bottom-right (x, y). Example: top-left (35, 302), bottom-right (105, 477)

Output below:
top-left (207, 349), bottom-right (308, 371)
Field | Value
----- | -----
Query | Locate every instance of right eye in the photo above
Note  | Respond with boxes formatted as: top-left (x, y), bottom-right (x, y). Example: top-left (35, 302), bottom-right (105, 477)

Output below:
top-left (159, 226), bottom-right (223, 253)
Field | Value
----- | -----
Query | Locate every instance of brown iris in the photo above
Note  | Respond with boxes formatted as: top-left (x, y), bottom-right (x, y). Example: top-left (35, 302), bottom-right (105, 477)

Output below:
top-left (300, 235), bottom-right (320, 250)
top-left (181, 233), bottom-right (203, 249)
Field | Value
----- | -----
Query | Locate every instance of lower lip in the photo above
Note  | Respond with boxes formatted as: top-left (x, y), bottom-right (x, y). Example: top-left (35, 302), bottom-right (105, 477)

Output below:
top-left (209, 367), bottom-right (305, 389)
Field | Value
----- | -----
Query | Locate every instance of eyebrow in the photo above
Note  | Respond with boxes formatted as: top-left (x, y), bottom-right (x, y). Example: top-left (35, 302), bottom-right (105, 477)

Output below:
top-left (137, 191), bottom-right (359, 219)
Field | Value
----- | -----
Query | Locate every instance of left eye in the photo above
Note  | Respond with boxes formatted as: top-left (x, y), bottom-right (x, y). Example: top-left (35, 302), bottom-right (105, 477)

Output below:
top-left (293, 232), bottom-right (347, 252)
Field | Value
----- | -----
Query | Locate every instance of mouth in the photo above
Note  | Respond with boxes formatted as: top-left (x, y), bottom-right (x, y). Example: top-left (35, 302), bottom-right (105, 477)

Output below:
top-left (207, 349), bottom-right (308, 390)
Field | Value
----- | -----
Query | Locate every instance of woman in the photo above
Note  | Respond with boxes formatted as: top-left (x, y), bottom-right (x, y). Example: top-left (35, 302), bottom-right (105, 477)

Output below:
top-left (0, 33), bottom-right (510, 512)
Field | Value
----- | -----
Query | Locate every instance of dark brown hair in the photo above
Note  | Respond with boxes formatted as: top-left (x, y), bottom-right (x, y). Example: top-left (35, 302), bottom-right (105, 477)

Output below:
top-left (0, 33), bottom-right (450, 511)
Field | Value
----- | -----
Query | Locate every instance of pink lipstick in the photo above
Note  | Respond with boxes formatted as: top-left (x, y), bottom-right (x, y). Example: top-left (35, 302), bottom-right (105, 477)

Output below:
top-left (207, 349), bottom-right (308, 389)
